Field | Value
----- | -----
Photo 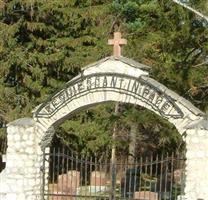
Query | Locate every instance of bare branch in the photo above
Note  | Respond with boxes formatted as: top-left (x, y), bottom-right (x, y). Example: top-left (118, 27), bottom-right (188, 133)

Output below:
top-left (193, 61), bottom-right (208, 68)
top-left (172, 0), bottom-right (208, 22)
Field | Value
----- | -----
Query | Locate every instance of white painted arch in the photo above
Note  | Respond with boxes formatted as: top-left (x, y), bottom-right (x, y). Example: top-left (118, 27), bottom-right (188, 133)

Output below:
top-left (33, 56), bottom-right (203, 135)
top-left (31, 56), bottom-right (208, 200)
top-left (2, 56), bottom-right (208, 200)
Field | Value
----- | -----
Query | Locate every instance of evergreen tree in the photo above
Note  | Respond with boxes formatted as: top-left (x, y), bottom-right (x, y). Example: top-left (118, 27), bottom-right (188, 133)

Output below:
top-left (0, 0), bottom-right (113, 159)
top-left (0, 0), bottom-right (207, 158)
top-left (111, 0), bottom-right (208, 109)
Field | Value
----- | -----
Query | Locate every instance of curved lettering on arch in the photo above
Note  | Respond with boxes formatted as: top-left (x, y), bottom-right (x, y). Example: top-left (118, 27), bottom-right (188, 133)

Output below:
top-left (34, 73), bottom-right (184, 120)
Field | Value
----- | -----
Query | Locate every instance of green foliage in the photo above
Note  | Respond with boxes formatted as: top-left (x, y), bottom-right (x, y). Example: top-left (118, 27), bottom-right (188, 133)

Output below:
top-left (0, 0), bottom-right (207, 157)
top-left (0, 0), bottom-right (112, 122)
top-left (57, 103), bottom-right (115, 154)
top-left (56, 103), bottom-right (184, 155)
top-left (120, 105), bottom-right (183, 154)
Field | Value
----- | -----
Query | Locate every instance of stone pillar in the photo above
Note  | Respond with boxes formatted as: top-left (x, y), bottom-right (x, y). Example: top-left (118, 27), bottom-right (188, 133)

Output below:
top-left (3, 118), bottom-right (44, 200)
top-left (0, 170), bottom-right (6, 199)
top-left (185, 121), bottom-right (208, 200)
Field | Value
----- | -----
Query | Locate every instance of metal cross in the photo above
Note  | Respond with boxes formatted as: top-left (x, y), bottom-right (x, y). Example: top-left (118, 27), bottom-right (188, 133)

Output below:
top-left (108, 32), bottom-right (127, 57)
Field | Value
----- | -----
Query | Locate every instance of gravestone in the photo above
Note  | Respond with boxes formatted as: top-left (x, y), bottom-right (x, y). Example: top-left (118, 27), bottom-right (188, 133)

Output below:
top-left (48, 182), bottom-right (76, 200)
top-left (49, 195), bottom-right (71, 200)
top-left (47, 170), bottom-right (80, 200)
top-left (90, 171), bottom-right (106, 186)
top-left (90, 171), bottom-right (107, 193)
top-left (134, 191), bottom-right (158, 200)
top-left (57, 170), bottom-right (80, 194)
top-left (48, 183), bottom-right (72, 200)
top-left (174, 169), bottom-right (183, 184)
top-left (48, 183), bottom-right (58, 193)
top-left (49, 183), bottom-right (71, 200)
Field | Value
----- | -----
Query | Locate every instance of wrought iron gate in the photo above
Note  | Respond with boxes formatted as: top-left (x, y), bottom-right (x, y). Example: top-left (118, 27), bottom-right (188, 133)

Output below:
top-left (42, 147), bottom-right (185, 200)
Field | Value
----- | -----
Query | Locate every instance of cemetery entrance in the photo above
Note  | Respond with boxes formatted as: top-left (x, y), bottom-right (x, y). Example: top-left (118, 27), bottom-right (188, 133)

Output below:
top-left (42, 145), bottom-right (185, 200)
top-left (1, 32), bottom-right (208, 200)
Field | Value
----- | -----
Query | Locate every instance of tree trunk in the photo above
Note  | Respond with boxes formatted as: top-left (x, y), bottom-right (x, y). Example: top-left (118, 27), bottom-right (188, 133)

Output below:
top-left (128, 122), bottom-right (137, 164)
top-left (110, 102), bottom-right (119, 200)
top-left (111, 102), bottom-right (119, 164)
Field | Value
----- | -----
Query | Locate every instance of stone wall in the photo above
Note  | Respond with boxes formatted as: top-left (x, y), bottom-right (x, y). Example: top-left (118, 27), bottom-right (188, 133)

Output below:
top-left (185, 127), bottom-right (208, 200)
top-left (0, 118), bottom-right (43, 200)
top-left (1, 118), bottom-right (208, 200)
top-left (0, 170), bottom-right (6, 200)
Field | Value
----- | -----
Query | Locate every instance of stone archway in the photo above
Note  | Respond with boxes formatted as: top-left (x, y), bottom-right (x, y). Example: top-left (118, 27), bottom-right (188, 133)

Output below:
top-left (1, 56), bottom-right (208, 200)
top-left (34, 56), bottom-right (202, 133)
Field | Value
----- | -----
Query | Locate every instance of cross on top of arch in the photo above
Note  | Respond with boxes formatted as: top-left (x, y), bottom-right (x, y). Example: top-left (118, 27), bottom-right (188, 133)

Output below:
top-left (108, 32), bottom-right (127, 57)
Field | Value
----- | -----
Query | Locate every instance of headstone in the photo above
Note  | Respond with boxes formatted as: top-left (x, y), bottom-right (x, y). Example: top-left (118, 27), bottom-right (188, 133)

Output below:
top-left (49, 194), bottom-right (71, 200)
top-left (134, 191), bottom-right (158, 200)
top-left (174, 169), bottom-right (183, 184)
top-left (90, 171), bottom-right (106, 186)
top-left (121, 168), bottom-right (140, 198)
top-left (48, 183), bottom-right (71, 200)
top-left (56, 170), bottom-right (80, 199)
top-left (58, 170), bottom-right (80, 192)
top-left (48, 183), bottom-right (58, 193)
top-left (90, 171), bottom-right (107, 193)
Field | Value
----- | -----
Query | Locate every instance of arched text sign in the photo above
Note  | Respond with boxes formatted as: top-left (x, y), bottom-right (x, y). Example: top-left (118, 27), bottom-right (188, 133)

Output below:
top-left (33, 56), bottom-right (203, 133)
top-left (35, 73), bottom-right (183, 119)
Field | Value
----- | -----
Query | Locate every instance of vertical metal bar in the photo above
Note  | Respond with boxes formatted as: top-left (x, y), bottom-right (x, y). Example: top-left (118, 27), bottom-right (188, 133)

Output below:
top-left (71, 150), bottom-right (74, 198)
top-left (133, 158), bottom-right (138, 197)
top-left (179, 153), bottom-right (185, 198)
top-left (99, 154), bottom-right (102, 196)
top-left (111, 162), bottom-right (116, 200)
top-left (52, 148), bottom-right (56, 199)
top-left (119, 158), bottom-right (123, 199)
top-left (164, 153), bottom-right (168, 200)
top-left (105, 152), bottom-right (108, 199)
top-left (150, 154), bottom-right (153, 193)
top-left (57, 148), bottom-right (60, 197)
top-left (95, 153), bottom-right (97, 193)
top-left (75, 153), bottom-right (78, 192)
top-left (84, 154), bottom-right (88, 197)
top-left (143, 156), bottom-right (148, 200)
top-left (174, 153), bottom-right (178, 200)
top-left (61, 147), bottom-right (64, 196)
top-left (170, 152), bottom-right (174, 200)
top-left (90, 156), bottom-right (93, 196)
top-left (123, 159), bottom-right (127, 199)
top-left (66, 148), bottom-right (69, 197)
top-left (145, 156), bottom-right (148, 191)
top-left (159, 153), bottom-right (164, 200)
top-left (183, 156), bottom-right (186, 196)
top-left (154, 154), bottom-right (159, 194)
top-left (128, 161), bottom-right (132, 199)
top-left (139, 156), bottom-right (143, 200)
top-left (80, 154), bottom-right (83, 196)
